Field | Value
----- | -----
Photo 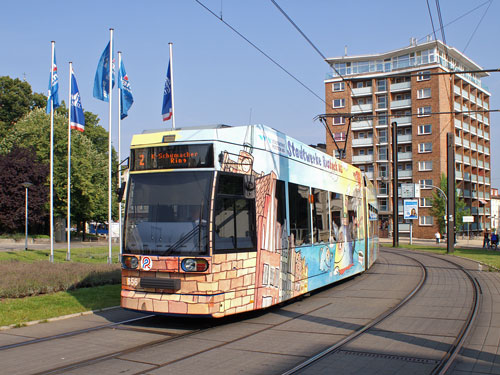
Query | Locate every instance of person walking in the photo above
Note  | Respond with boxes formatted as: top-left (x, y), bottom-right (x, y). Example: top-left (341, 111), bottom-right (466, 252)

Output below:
top-left (483, 230), bottom-right (490, 249)
top-left (435, 231), bottom-right (441, 244)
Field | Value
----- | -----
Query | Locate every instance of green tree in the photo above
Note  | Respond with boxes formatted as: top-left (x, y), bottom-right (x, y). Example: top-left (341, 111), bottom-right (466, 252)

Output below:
top-left (0, 76), bottom-right (46, 137)
top-left (0, 108), bottom-right (118, 233)
top-left (430, 173), bottom-right (470, 235)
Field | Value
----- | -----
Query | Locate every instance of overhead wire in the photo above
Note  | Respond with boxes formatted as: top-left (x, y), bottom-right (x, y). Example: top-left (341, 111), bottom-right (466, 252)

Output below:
top-left (463, 0), bottom-right (492, 53)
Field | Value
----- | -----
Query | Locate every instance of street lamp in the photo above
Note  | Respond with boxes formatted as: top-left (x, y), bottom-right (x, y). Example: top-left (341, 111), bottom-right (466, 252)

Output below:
top-left (22, 182), bottom-right (33, 250)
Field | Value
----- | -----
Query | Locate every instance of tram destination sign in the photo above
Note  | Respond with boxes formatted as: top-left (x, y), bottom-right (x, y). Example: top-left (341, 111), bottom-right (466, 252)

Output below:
top-left (131, 144), bottom-right (214, 171)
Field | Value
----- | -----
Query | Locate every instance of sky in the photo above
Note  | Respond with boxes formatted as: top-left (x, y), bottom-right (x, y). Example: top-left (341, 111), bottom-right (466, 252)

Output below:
top-left (1, 0), bottom-right (499, 184)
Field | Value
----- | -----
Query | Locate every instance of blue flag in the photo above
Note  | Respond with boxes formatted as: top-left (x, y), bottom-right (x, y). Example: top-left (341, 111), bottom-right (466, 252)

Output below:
top-left (118, 58), bottom-right (134, 120)
top-left (70, 70), bottom-right (85, 132)
top-left (93, 42), bottom-right (115, 102)
top-left (162, 61), bottom-right (172, 121)
top-left (46, 48), bottom-right (60, 114)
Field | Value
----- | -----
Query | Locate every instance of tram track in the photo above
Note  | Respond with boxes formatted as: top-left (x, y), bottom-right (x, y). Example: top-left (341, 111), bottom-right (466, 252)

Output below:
top-left (281, 249), bottom-right (481, 375)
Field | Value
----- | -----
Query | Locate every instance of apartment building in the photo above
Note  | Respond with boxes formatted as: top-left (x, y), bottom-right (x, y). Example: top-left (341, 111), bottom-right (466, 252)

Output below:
top-left (324, 39), bottom-right (491, 239)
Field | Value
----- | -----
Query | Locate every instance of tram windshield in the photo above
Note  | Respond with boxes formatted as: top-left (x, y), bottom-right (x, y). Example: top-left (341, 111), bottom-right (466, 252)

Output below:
top-left (124, 171), bottom-right (212, 255)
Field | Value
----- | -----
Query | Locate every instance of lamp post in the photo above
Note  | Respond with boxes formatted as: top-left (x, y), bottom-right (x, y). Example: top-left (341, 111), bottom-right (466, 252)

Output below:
top-left (22, 182), bottom-right (33, 250)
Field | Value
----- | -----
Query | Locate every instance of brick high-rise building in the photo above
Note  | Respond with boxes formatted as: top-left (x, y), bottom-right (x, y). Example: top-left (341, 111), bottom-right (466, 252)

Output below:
top-left (324, 39), bottom-right (491, 239)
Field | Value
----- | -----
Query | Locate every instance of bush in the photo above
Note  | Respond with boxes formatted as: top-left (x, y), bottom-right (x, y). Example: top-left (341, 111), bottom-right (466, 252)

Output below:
top-left (0, 260), bottom-right (121, 298)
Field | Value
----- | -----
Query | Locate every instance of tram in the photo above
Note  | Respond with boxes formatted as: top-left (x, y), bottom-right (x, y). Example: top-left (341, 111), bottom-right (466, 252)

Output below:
top-left (121, 124), bottom-right (379, 317)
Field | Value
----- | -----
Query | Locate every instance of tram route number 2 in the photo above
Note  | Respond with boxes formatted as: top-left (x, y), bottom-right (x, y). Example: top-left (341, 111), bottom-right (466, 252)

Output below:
top-left (141, 256), bottom-right (152, 271)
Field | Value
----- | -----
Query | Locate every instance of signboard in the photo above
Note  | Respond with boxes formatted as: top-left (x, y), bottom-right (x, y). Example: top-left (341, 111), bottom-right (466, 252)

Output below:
top-left (462, 216), bottom-right (474, 223)
top-left (403, 199), bottom-right (419, 220)
top-left (131, 144), bottom-right (214, 171)
top-left (401, 183), bottom-right (421, 198)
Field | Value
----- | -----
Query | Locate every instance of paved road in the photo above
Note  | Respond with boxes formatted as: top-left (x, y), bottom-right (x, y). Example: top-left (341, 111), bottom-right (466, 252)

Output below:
top-left (1, 247), bottom-right (499, 374)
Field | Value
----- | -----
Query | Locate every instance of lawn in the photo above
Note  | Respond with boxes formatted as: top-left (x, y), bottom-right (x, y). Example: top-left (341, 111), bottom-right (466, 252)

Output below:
top-left (0, 284), bottom-right (121, 327)
top-left (383, 244), bottom-right (500, 270)
top-left (0, 245), bottom-right (120, 264)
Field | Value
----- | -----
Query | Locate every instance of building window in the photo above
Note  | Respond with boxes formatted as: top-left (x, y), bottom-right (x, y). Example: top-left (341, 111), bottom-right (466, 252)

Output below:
top-left (377, 79), bottom-right (387, 92)
top-left (417, 106), bottom-right (432, 117)
top-left (418, 142), bottom-right (432, 153)
top-left (419, 216), bottom-right (434, 225)
top-left (378, 129), bottom-right (388, 143)
top-left (417, 71), bottom-right (431, 81)
top-left (418, 124), bottom-right (432, 135)
top-left (418, 161), bottom-right (433, 171)
top-left (377, 95), bottom-right (387, 109)
top-left (332, 82), bottom-right (345, 92)
top-left (332, 116), bottom-right (345, 125)
top-left (419, 179), bottom-right (433, 189)
top-left (417, 88), bottom-right (431, 99)
top-left (333, 99), bottom-right (345, 108)
top-left (420, 197), bottom-right (432, 207)
top-left (334, 132), bottom-right (346, 141)
top-left (378, 112), bottom-right (388, 125)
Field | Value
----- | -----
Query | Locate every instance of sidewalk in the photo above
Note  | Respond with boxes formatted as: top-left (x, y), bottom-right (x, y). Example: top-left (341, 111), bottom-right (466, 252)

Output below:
top-left (379, 235), bottom-right (488, 249)
top-left (0, 238), bottom-right (115, 251)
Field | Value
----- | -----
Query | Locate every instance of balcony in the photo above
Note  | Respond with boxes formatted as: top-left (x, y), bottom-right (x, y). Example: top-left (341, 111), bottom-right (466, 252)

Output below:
top-left (351, 119), bottom-right (373, 130)
top-left (351, 86), bottom-right (373, 97)
top-left (352, 154), bottom-right (374, 163)
top-left (454, 85), bottom-right (461, 95)
top-left (351, 104), bottom-right (373, 114)
top-left (390, 82), bottom-right (411, 92)
top-left (397, 134), bottom-right (412, 143)
top-left (454, 102), bottom-right (462, 112)
top-left (394, 116), bottom-right (412, 125)
top-left (390, 99), bottom-right (412, 109)
top-left (455, 137), bottom-right (462, 146)
top-left (454, 119), bottom-right (462, 129)
top-left (397, 152), bottom-right (412, 160)
top-left (352, 138), bottom-right (374, 147)
top-left (363, 171), bottom-right (374, 179)
top-left (398, 170), bottom-right (413, 178)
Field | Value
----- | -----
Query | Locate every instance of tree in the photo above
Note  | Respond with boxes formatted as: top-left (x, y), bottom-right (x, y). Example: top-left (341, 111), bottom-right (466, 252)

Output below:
top-left (0, 108), bottom-right (118, 234)
top-left (0, 76), bottom-right (46, 137)
top-left (0, 146), bottom-right (49, 233)
top-left (430, 173), bottom-right (470, 235)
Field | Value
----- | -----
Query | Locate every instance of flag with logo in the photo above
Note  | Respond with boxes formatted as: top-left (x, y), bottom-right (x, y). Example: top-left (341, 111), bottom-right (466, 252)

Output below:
top-left (93, 42), bottom-right (115, 102)
top-left (118, 58), bottom-right (134, 119)
top-left (46, 48), bottom-right (60, 113)
top-left (161, 61), bottom-right (172, 121)
top-left (70, 70), bottom-right (85, 132)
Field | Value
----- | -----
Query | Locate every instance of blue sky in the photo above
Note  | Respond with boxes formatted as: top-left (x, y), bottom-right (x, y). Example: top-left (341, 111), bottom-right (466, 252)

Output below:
top-left (1, 0), bottom-right (499, 184)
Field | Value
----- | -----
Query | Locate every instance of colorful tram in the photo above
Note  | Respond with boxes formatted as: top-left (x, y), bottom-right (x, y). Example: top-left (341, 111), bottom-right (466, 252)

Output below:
top-left (121, 124), bottom-right (379, 317)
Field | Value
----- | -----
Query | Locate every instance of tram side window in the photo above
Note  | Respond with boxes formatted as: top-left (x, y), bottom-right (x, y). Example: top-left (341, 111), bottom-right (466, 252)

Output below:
top-left (330, 192), bottom-right (343, 242)
top-left (288, 183), bottom-right (311, 246)
top-left (214, 173), bottom-right (256, 252)
top-left (312, 188), bottom-right (329, 243)
top-left (347, 193), bottom-right (365, 241)
top-left (275, 180), bottom-right (287, 252)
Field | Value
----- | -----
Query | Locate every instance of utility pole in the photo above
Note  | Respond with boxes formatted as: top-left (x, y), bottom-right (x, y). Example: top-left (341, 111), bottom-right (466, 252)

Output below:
top-left (447, 132), bottom-right (455, 253)
top-left (392, 121), bottom-right (399, 247)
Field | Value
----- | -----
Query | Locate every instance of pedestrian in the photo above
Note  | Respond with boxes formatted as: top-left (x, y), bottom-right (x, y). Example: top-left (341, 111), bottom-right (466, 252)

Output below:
top-left (491, 232), bottom-right (498, 250)
top-left (435, 231), bottom-right (440, 244)
top-left (483, 230), bottom-right (490, 249)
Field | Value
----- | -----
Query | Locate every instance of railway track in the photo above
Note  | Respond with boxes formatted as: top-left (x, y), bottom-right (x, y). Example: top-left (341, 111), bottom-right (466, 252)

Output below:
top-left (282, 249), bottom-right (481, 375)
top-left (0, 249), bottom-right (483, 374)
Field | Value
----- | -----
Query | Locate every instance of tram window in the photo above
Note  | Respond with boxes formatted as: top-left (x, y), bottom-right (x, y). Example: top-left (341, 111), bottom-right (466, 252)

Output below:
top-left (329, 192), bottom-right (343, 242)
top-left (275, 180), bottom-right (287, 252)
top-left (347, 193), bottom-right (365, 241)
top-left (288, 183), bottom-right (311, 246)
top-left (312, 188), bottom-right (329, 243)
top-left (214, 173), bottom-right (256, 252)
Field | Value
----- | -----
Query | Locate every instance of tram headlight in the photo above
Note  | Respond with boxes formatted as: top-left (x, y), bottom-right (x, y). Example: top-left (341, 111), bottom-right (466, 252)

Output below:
top-left (181, 258), bottom-right (208, 272)
top-left (122, 255), bottom-right (139, 269)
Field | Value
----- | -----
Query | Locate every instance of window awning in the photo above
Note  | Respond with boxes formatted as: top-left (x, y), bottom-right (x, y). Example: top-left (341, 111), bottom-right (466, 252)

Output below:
top-left (479, 199), bottom-right (487, 205)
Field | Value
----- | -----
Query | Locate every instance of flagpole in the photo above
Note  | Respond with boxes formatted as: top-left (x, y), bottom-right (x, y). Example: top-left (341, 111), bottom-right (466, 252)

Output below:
top-left (67, 62), bottom-right (72, 261)
top-left (169, 42), bottom-right (175, 129)
top-left (117, 51), bottom-right (123, 259)
top-left (49, 41), bottom-right (55, 263)
top-left (107, 28), bottom-right (114, 265)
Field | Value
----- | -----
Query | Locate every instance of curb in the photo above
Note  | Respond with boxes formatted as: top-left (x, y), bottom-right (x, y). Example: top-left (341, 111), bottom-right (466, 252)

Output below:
top-left (0, 305), bottom-right (120, 331)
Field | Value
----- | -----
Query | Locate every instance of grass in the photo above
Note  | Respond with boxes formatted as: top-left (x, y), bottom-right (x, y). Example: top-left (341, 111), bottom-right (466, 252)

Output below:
top-left (0, 246), bottom-right (120, 264)
top-left (0, 284), bottom-right (121, 327)
top-left (383, 244), bottom-right (500, 270)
